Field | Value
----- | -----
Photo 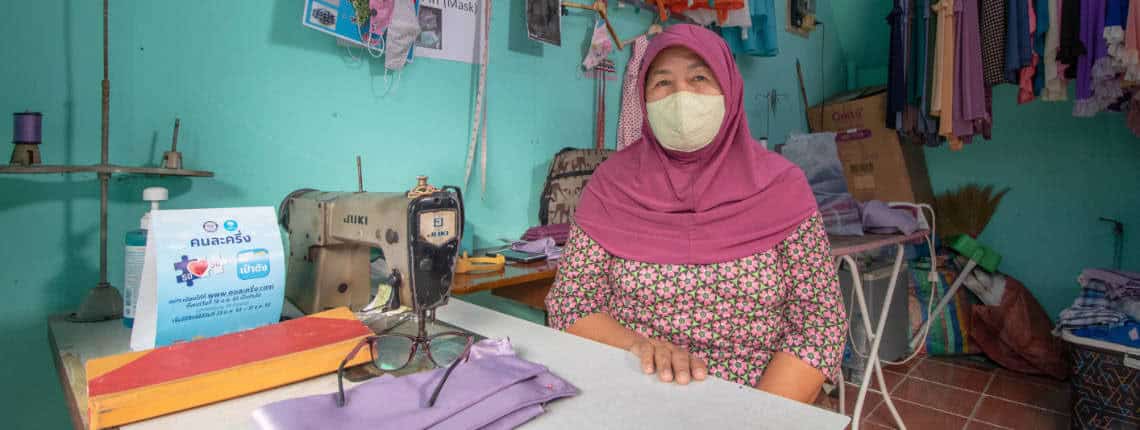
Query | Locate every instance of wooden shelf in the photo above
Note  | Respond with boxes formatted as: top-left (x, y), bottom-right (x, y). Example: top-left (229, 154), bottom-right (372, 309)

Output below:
top-left (0, 164), bottom-right (213, 177)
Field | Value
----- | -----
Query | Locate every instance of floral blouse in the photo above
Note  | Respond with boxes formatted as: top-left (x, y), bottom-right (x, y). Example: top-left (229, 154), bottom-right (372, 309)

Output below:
top-left (545, 213), bottom-right (847, 386)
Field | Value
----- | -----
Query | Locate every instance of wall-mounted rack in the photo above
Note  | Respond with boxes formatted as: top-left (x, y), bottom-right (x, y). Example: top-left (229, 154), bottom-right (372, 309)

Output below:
top-left (0, 0), bottom-right (214, 322)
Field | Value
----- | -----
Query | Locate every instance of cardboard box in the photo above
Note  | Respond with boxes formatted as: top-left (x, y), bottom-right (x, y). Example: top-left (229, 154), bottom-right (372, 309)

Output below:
top-left (807, 87), bottom-right (935, 205)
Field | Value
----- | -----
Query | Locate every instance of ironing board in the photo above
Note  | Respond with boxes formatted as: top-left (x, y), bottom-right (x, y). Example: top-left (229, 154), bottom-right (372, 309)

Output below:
top-left (829, 230), bottom-right (929, 430)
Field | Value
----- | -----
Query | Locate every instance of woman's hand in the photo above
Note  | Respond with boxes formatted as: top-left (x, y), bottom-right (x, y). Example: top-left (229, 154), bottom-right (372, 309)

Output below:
top-left (628, 337), bottom-right (709, 385)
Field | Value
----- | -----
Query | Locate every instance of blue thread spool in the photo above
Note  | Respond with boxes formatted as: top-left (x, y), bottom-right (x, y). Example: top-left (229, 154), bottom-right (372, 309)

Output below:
top-left (10, 112), bottom-right (43, 165)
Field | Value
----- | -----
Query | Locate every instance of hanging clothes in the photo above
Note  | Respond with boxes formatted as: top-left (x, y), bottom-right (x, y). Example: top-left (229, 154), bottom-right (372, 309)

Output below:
top-left (1086, 0), bottom-right (1126, 116)
top-left (1006, 0), bottom-right (1033, 83)
top-left (916, 0), bottom-right (942, 146)
top-left (1103, 0), bottom-right (1128, 68)
top-left (1073, 0), bottom-right (1109, 117)
top-left (617, 36), bottom-right (649, 151)
top-left (1043, 0), bottom-right (1069, 100)
top-left (1124, 0), bottom-right (1140, 80)
top-left (1033, 0), bottom-right (1051, 95)
top-left (934, 0), bottom-right (963, 149)
top-left (931, 2), bottom-right (945, 115)
top-left (720, 0), bottom-right (779, 56)
top-left (1018, 0), bottom-right (1040, 103)
top-left (1058, 0), bottom-right (1085, 79)
top-left (954, 0), bottom-right (988, 143)
top-left (980, 0), bottom-right (1009, 85)
top-left (887, 0), bottom-right (907, 129)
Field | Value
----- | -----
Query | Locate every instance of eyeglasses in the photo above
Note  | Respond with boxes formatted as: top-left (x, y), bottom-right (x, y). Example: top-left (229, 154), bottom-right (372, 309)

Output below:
top-left (336, 329), bottom-right (474, 408)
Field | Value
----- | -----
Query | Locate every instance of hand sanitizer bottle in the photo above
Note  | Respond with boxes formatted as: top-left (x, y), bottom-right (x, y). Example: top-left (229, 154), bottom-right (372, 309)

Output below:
top-left (124, 187), bottom-right (167, 327)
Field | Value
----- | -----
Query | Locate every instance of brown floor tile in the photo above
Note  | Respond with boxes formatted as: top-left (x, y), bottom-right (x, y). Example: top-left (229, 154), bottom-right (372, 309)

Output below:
top-left (933, 355), bottom-right (1001, 372)
top-left (891, 377), bottom-right (981, 416)
top-left (882, 370), bottom-right (906, 393)
top-left (965, 420), bottom-right (1011, 429)
top-left (995, 368), bottom-right (1070, 391)
top-left (909, 359), bottom-right (993, 392)
top-left (850, 420), bottom-right (896, 430)
top-left (973, 396), bottom-right (1069, 430)
top-left (883, 356), bottom-right (924, 374)
top-left (843, 383), bottom-right (884, 418)
top-left (986, 372), bottom-right (1071, 413)
top-left (864, 398), bottom-right (968, 430)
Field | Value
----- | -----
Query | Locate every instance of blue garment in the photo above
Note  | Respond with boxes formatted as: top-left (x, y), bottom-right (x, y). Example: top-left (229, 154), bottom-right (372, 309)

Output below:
top-left (1072, 321), bottom-right (1140, 349)
top-left (720, 0), bottom-right (778, 57)
top-left (1106, 0), bottom-right (1128, 27)
top-left (1033, 0), bottom-right (1050, 95)
top-left (1005, 0), bottom-right (1033, 83)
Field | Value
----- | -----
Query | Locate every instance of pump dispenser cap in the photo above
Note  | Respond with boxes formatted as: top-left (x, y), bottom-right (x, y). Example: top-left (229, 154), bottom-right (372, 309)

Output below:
top-left (141, 187), bottom-right (169, 229)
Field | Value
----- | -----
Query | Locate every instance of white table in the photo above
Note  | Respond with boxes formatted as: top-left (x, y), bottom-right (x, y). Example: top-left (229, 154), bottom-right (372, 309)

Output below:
top-left (51, 299), bottom-right (850, 430)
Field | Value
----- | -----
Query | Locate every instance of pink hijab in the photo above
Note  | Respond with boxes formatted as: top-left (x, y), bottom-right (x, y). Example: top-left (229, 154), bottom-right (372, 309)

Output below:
top-left (573, 24), bottom-right (818, 265)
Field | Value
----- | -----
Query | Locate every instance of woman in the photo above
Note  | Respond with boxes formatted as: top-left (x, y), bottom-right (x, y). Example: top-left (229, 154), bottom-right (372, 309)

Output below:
top-left (544, 25), bottom-right (846, 403)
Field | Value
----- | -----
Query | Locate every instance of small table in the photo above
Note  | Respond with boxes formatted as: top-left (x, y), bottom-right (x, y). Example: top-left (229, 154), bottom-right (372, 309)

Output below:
top-left (50, 300), bottom-right (850, 429)
top-left (452, 258), bottom-right (558, 309)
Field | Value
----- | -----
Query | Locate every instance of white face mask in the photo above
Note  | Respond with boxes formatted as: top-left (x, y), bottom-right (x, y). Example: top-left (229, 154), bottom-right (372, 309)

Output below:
top-left (645, 92), bottom-right (726, 152)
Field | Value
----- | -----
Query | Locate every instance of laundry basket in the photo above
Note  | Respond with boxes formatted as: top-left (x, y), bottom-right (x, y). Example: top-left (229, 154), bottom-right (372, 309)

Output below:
top-left (1062, 330), bottom-right (1140, 429)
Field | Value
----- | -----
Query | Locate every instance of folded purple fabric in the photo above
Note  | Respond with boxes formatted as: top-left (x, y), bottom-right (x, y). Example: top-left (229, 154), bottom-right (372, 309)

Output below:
top-left (860, 201), bottom-right (919, 235)
top-left (512, 237), bottom-right (562, 260)
top-left (251, 341), bottom-right (578, 430)
top-left (521, 224), bottom-right (570, 245)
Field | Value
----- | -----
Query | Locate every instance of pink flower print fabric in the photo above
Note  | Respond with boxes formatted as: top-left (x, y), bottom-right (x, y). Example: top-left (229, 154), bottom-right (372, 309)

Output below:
top-left (545, 213), bottom-right (847, 386)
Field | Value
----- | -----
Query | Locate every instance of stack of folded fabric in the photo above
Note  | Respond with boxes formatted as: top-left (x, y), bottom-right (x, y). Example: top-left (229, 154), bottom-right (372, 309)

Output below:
top-left (1056, 269), bottom-right (1140, 348)
top-left (512, 237), bottom-right (562, 261)
top-left (252, 339), bottom-right (578, 430)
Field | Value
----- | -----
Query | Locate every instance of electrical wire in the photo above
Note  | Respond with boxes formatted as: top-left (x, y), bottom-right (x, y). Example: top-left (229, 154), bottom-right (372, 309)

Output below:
top-left (844, 205), bottom-right (940, 367)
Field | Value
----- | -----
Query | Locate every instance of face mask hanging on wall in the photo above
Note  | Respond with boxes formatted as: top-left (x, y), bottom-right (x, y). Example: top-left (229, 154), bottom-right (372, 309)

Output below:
top-left (385, 0), bottom-right (421, 73)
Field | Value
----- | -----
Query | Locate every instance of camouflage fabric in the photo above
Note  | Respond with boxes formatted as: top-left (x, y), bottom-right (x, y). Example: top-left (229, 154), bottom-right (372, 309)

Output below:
top-left (539, 148), bottom-right (613, 225)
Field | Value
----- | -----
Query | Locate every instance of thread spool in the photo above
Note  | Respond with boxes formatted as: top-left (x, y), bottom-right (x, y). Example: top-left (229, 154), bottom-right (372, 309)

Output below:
top-left (11, 112), bottom-right (43, 166)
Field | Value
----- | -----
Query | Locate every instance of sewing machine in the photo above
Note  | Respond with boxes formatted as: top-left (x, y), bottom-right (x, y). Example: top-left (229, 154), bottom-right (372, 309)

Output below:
top-left (280, 177), bottom-right (463, 315)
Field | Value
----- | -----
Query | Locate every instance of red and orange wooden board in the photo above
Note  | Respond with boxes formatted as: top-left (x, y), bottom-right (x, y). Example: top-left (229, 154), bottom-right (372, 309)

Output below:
top-left (86, 307), bottom-right (372, 430)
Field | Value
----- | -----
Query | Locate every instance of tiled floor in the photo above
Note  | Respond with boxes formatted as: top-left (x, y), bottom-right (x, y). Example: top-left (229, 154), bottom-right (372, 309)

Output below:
top-left (812, 356), bottom-right (1072, 430)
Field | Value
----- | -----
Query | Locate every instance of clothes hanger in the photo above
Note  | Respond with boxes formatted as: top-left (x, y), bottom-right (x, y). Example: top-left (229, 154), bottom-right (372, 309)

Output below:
top-left (562, 0), bottom-right (624, 48)
top-left (620, 14), bottom-right (664, 47)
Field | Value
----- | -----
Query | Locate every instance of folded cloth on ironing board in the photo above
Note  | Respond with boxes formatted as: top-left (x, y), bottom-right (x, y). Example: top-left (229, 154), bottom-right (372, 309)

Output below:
top-left (860, 200), bottom-right (919, 235)
top-left (251, 341), bottom-right (578, 430)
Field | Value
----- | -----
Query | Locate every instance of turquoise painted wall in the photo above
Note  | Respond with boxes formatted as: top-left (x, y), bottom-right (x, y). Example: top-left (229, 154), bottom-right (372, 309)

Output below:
top-left (825, 1), bottom-right (1140, 317)
top-left (924, 86), bottom-right (1140, 317)
top-left (1, 1), bottom-right (846, 427)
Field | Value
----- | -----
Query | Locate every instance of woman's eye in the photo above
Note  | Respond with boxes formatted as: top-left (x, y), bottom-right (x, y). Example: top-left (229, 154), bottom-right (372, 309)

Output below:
top-left (692, 75), bottom-right (708, 82)
top-left (654, 80), bottom-right (672, 88)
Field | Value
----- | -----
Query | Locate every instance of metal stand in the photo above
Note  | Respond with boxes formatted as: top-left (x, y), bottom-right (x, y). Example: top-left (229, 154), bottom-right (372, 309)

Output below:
top-left (0, 0), bottom-right (213, 322)
top-left (827, 231), bottom-right (933, 430)
top-left (838, 248), bottom-right (907, 430)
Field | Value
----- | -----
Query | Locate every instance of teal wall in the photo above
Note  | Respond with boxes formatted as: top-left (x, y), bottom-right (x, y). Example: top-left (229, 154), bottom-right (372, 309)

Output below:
top-left (925, 86), bottom-right (1140, 318)
top-left (0, 1), bottom-right (846, 427)
top-left (826, 1), bottom-right (1140, 317)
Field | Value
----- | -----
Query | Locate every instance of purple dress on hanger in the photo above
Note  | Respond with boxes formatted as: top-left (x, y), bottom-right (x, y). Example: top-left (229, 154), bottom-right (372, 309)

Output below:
top-left (953, 0), bottom-right (988, 142)
top-left (1074, 0), bottom-right (1107, 116)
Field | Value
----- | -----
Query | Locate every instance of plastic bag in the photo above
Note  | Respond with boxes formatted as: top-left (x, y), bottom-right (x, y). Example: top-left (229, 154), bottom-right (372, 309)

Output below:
top-left (779, 132), bottom-right (863, 235)
top-left (970, 276), bottom-right (1070, 380)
